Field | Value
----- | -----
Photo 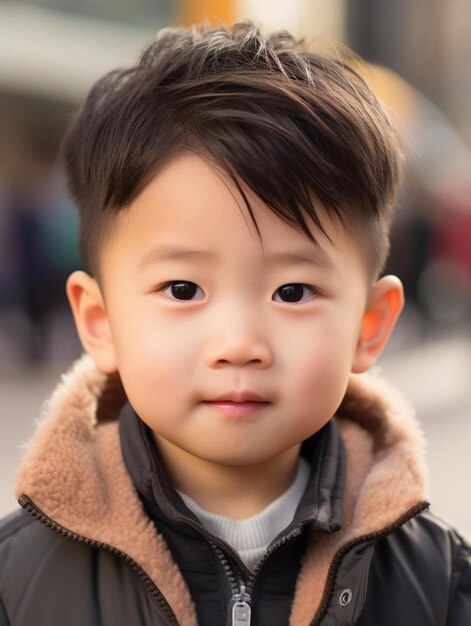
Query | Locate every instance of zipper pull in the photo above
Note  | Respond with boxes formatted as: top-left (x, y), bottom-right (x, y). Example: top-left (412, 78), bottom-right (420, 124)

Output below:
top-left (232, 599), bottom-right (251, 625)
top-left (231, 584), bottom-right (251, 626)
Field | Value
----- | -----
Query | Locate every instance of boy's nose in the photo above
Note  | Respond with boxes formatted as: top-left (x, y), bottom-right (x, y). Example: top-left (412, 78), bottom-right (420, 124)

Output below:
top-left (204, 333), bottom-right (272, 369)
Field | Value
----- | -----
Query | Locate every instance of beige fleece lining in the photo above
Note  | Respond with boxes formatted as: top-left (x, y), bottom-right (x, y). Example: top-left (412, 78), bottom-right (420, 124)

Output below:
top-left (290, 374), bottom-right (428, 625)
top-left (14, 354), bottom-right (428, 626)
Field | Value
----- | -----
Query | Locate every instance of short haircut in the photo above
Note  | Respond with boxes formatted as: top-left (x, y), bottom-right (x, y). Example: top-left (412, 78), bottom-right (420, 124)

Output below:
top-left (60, 20), bottom-right (403, 283)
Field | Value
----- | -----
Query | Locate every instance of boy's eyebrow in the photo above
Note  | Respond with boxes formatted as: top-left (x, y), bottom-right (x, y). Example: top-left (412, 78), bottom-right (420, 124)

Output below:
top-left (137, 244), bottom-right (335, 271)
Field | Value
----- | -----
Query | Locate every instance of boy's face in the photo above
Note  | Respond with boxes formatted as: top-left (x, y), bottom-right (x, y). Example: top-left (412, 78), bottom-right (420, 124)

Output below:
top-left (85, 153), bottom-right (385, 467)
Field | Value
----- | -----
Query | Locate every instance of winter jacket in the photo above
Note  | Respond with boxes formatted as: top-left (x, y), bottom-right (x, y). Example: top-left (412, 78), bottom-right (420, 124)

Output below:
top-left (0, 354), bottom-right (470, 625)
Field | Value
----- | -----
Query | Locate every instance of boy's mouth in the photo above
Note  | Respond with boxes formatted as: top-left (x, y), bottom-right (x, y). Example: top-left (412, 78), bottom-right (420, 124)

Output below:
top-left (202, 390), bottom-right (270, 417)
top-left (202, 399), bottom-right (270, 418)
top-left (206, 390), bottom-right (268, 403)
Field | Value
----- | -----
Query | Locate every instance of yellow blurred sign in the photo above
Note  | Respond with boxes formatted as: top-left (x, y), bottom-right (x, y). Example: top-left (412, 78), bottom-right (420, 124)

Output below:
top-left (176, 0), bottom-right (237, 26)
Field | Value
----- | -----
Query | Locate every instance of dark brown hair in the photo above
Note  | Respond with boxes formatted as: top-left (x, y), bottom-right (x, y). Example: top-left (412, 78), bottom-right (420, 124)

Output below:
top-left (60, 20), bottom-right (403, 282)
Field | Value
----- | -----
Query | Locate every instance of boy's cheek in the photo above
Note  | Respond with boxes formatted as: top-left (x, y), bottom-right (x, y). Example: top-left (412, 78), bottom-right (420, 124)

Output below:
top-left (113, 333), bottom-right (197, 407)
top-left (300, 359), bottom-right (350, 406)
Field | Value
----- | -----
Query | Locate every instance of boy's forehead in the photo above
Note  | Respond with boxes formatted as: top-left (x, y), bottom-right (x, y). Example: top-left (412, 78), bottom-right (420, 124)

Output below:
top-left (106, 152), bottom-right (368, 278)
top-left (135, 237), bottom-right (336, 275)
top-left (120, 152), bottom-right (317, 237)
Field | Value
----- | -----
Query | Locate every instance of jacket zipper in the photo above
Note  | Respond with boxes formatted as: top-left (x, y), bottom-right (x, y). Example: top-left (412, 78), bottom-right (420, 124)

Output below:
top-left (206, 524), bottom-right (305, 626)
top-left (309, 499), bottom-right (430, 626)
top-left (18, 494), bottom-right (180, 626)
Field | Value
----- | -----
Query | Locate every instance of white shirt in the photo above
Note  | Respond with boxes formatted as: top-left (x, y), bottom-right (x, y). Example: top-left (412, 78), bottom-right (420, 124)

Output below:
top-left (177, 456), bottom-right (311, 570)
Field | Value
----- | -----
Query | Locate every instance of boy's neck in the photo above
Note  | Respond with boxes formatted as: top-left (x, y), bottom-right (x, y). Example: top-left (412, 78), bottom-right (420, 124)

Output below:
top-left (152, 434), bottom-right (302, 520)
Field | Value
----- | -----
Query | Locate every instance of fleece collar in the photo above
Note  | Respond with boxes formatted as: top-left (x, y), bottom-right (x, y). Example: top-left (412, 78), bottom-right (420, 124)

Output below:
top-left (15, 354), bottom-right (429, 626)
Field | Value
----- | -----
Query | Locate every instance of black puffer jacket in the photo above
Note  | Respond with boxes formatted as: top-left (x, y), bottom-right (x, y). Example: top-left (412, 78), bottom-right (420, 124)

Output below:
top-left (0, 355), bottom-right (470, 625)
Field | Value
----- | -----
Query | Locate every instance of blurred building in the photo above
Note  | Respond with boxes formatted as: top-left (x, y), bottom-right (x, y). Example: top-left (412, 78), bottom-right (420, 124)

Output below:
top-left (347, 0), bottom-right (471, 143)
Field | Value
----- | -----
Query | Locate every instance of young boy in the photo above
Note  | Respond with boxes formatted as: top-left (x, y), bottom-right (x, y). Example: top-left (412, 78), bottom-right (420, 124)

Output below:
top-left (0, 21), bottom-right (469, 626)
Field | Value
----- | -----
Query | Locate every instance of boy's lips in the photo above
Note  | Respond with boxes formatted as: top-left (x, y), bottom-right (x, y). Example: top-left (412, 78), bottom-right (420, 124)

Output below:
top-left (205, 390), bottom-right (269, 403)
top-left (201, 390), bottom-right (271, 418)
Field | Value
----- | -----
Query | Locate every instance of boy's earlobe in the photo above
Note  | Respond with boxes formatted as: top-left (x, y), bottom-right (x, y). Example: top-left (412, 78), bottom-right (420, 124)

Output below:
top-left (352, 275), bottom-right (404, 374)
top-left (66, 271), bottom-right (118, 373)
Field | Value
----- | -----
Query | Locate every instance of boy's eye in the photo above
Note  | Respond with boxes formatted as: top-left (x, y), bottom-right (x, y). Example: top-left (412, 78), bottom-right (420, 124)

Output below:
top-left (157, 281), bottom-right (316, 303)
top-left (273, 283), bottom-right (317, 303)
top-left (159, 281), bottom-right (204, 301)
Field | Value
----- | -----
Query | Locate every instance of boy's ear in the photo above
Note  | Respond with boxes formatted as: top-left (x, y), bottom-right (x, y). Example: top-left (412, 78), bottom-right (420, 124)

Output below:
top-left (66, 271), bottom-right (118, 373)
top-left (352, 275), bottom-right (404, 374)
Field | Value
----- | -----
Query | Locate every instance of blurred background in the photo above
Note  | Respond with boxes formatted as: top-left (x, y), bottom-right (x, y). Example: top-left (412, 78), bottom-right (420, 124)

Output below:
top-left (1, 0), bottom-right (470, 535)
